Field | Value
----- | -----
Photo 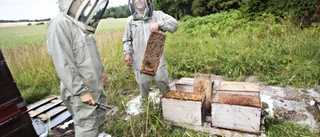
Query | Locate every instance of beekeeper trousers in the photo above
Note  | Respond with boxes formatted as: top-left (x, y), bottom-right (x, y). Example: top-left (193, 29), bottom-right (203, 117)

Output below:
top-left (134, 65), bottom-right (170, 98)
top-left (63, 94), bottom-right (107, 137)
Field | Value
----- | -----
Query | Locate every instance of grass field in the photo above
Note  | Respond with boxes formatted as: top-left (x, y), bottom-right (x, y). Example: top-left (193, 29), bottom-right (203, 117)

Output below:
top-left (0, 15), bottom-right (319, 136)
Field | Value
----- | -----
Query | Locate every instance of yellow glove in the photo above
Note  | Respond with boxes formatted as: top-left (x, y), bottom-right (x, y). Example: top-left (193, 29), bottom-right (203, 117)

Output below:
top-left (80, 92), bottom-right (95, 105)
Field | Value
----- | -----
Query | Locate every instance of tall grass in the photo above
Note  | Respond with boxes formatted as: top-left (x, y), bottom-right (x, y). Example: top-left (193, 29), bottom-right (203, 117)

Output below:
top-left (2, 46), bottom-right (58, 103)
top-left (0, 15), bottom-right (319, 136)
top-left (168, 11), bottom-right (320, 88)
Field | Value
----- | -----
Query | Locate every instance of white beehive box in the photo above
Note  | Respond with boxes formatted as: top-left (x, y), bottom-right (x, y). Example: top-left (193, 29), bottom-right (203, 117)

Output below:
top-left (211, 81), bottom-right (262, 134)
top-left (162, 90), bottom-right (205, 126)
top-left (174, 78), bottom-right (194, 92)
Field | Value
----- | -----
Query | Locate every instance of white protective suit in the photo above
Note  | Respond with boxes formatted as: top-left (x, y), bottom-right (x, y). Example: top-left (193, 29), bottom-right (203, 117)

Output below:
top-left (122, 0), bottom-right (178, 97)
top-left (46, 0), bottom-right (108, 136)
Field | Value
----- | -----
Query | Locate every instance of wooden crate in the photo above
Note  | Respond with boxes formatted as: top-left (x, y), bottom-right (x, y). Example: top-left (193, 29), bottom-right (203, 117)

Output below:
top-left (216, 81), bottom-right (260, 96)
top-left (211, 92), bottom-right (261, 134)
top-left (162, 90), bottom-right (205, 126)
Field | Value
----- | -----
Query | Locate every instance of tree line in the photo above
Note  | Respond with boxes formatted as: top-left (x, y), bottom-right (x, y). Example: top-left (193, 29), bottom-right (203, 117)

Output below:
top-left (2, 0), bottom-right (318, 29)
top-left (106, 0), bottom-right (320, 28)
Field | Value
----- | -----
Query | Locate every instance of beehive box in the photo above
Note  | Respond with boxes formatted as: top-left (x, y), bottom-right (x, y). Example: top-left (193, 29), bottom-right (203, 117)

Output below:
top-left (162, 90), bottom-right (205, 126)
top-left (174, 78), bottom-right (194, 92)
top-left (211, 81), bottom-right (261, 134)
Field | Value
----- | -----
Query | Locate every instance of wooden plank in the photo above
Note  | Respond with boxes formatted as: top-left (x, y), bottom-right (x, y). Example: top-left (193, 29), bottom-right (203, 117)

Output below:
top-left (37, 114), bottom-right (48, 121)
top-left (217, 81), bottom-right (260, 92)
top-left (28, 110), bottom-right (37, 117)
top-left (194, 74), bottom-right (213, 112)
top-left (27, 96), bottom-right (57, 111)
top-left (29, 100), bottom-right (62, 118)
top-left (314, 97), bottom-right (320, 103)
top-left (140, 32), bottom-right (166, 75)
top-left (51, 99), bottom-right (61, 104)
top-left (38, 106), bottom-right (67, 121)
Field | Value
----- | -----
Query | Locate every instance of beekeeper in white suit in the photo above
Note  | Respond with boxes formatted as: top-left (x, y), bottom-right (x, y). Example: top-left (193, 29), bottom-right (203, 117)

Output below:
top-left (46, 0), bottom-right (110, 136)
top-left (123, 0), bottom-right (178, 100)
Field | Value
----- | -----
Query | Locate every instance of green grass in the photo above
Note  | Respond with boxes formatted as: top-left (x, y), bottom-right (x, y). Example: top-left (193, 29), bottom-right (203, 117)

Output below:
top-left (0, 24), bottom-right (47, 50)
top-left (167, 11), bottom-right (320, 88)
top-left (0, 15), bottom-right (319, 136)
top-left (96, 18), bottom-right (128, 33)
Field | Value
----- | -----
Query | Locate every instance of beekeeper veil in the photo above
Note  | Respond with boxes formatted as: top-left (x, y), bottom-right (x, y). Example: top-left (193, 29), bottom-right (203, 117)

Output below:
top-left (129, 0), bottom-right (153, 20)
top-left (59, 0), bottom-right (109, 33)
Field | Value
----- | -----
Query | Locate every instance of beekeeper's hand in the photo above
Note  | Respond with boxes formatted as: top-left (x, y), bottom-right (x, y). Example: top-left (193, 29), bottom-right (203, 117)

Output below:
top-left (150, 23), bottom-right (160, 32)
top-left (125, 53), bottom-right (132, 67)
top-left (80, 92), bottom-right (95, 105)
top-left (102, 71), bottom-right (109, 84)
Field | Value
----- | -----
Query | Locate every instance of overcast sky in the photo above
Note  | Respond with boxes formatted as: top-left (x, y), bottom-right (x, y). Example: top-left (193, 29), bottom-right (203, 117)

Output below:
top-left (0, 0), bottom-right (127, 20)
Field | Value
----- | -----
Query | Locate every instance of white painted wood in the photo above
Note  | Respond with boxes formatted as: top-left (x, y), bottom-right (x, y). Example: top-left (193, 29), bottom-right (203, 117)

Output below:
top-left (216, 90), bottom-right (260, 96)
top-left (217, 81), bottom-right (260, 92)
top-left (162, 97), bottom-right (204, 126)
top-left (175, 78), bottom-right (194, 92)
top-left (211, 103), bottom-right (261, 133)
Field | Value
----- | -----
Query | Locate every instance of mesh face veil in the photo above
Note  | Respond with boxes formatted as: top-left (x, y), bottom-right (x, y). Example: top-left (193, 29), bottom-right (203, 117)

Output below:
top-left (128, 0), bottom-right (153, 20)
top-left (67, 0), bottom-right (109, 33)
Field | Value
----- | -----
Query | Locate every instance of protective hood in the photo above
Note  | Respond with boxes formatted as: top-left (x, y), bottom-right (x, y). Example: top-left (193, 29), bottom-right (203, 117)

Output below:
top-left (129, 0), bottom-right (153, 20)
top-left (58, 0), bottom-right (109, 34)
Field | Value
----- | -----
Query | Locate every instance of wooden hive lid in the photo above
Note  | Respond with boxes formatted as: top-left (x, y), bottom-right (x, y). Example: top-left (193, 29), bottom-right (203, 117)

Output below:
top-left (175, 78), bottom-right (194, 85)
top-left (217, 81), bottom-right (260, 92)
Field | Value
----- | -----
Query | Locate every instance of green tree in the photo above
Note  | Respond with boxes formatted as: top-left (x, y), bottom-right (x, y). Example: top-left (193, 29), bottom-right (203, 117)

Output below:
top-left (154, 0), bottom-right (193, 19)
top-left (104, 5), bottom-right (130, 18)
top-left (239, 0), bottom-right (319, 28)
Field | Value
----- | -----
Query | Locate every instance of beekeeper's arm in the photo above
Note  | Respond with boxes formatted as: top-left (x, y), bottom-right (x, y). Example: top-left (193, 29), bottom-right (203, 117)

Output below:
top-left (122, 17), bottom-right (134, 67)
top-left (151, 11), bottom-right (178, 33)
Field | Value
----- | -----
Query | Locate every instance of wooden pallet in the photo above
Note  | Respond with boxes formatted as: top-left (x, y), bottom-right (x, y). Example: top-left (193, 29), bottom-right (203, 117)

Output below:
top-left (27, 96), bottom-right (67, 121)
